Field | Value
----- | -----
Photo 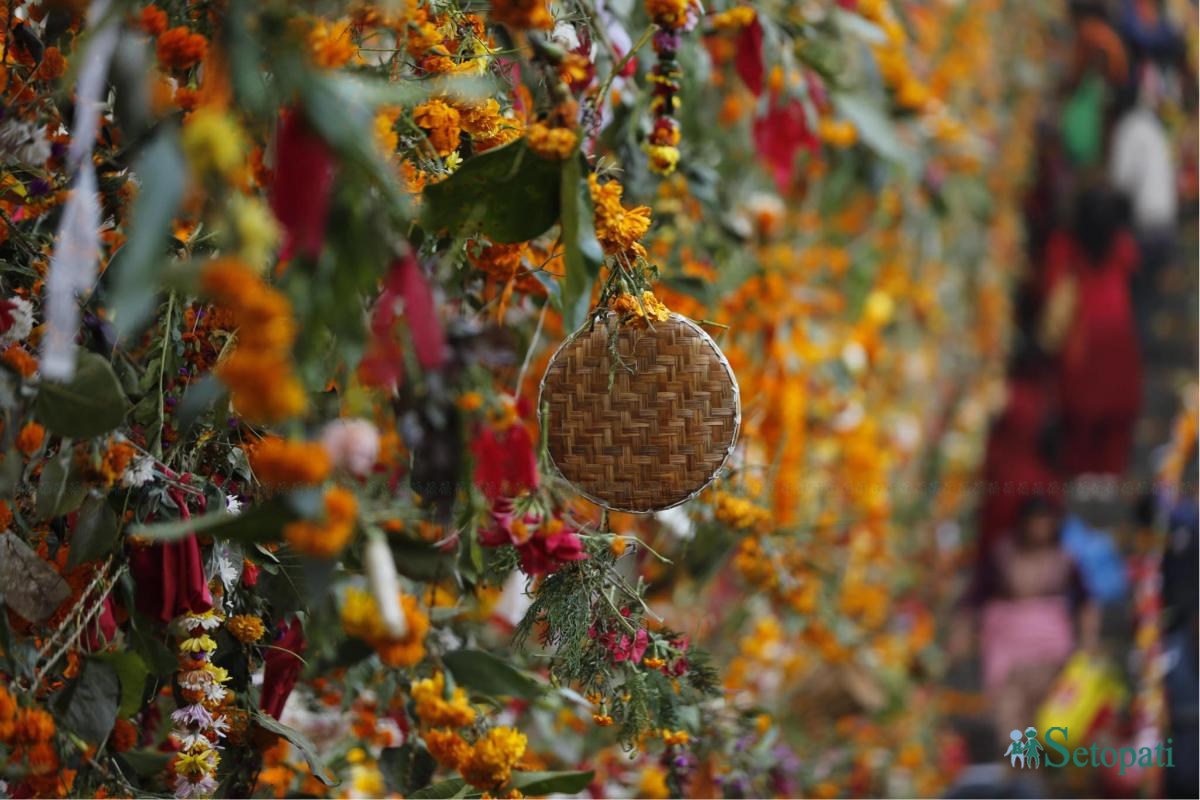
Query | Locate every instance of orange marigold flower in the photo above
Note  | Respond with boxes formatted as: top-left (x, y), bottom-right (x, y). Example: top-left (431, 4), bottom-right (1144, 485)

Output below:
top-left (218, 353), bottom-right (308, 423)
top-left (2, 344), bottom-right (38, 378)
top-left (645, 0), bottom-right (691, 28)
top-left (489, 0), bottom-right (553, 31)
top-left (525, 121), bottom-right (577, 160)
top-left (411, 671), bottom-right (476, 727)
top-left (588, 175), bottom-right (651, 258)
top-left (156, 27), bottom-right (208, 71)
top-left (110, 718), bottom-right (138, 752)
top-left (283, 486), bottom-right (357, 558)
top-left (308, 18), bottom-right (358, 68)
top-left (15, 421), bottom-right (44, 456)
top-left (138, 5), bottom-right (169, 36)
top-left (100, 440), bottom-right (137, 486)
top-left (413, 99), bottom-right (462, 157)
top-left (424, 728), bottom-right (470, 770)
top-left (37, 47), bottom-right (67, 81)
top-left (375, 594), bottom-right (430, 667)
top-left (13, 707), bottom-right (55, 743)
top-left (248, 437), bottom-right (330, 487)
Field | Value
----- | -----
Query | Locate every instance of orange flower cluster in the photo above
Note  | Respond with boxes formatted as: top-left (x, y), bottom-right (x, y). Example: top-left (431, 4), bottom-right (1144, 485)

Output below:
top-left (0, 687), bottom-right (75, 797)
top-left (200, 259), bottom-right (307, 423)
top-left (488, 0), bottom-right (553, 31)
top-left (248, 436), bottom-right (330, 487)
top-left (309, 18), bottom-right (358, 68)
top-left (15, 421), bottom-right (44, 456)
top-left (526, 121), bottom-right (578, 160)
top-left (157, 26), bottom-right (208, 72)
top-left (414, 100), bottom-right (463, 158)
top-left (588, 175), bottom-right (652, 260)
top-left (283, 486), bottom-right (358, 557)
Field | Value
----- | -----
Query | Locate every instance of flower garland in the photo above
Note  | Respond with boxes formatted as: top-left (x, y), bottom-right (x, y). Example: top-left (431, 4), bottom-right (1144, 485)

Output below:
top-left (643, 0), bottom-right (698, 175)
top-left (170, 609), bottom-right (229, 799)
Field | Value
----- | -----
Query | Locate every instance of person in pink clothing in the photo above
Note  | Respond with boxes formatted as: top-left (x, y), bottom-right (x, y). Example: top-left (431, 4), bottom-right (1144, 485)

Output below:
top-left (955, 499), bottom-right (1101, 748)
top-left (1042, 188), bottom-right (1143, 477)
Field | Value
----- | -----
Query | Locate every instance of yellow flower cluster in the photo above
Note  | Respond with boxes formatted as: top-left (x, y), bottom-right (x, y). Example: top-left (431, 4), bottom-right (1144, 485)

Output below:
top-left (712, 491), bottom-right (771, 532)
top-left (410, 671), bottom-right (477, 728)
top-left (460, 726), bottom-right (527, 790)
top-left (611, 291), bottom-right (670, 327)
top-left (340, 587), bottom-right (430, 666)
top-left (227, 614), bottom-right (266, 643)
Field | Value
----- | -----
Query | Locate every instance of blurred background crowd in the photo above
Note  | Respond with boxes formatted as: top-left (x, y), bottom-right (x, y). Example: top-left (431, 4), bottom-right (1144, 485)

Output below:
top-left (944, 1), bottom-right (1198, 797)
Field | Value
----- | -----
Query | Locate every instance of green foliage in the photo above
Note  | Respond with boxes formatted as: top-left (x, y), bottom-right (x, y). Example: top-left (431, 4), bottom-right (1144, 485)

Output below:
top-left (422, 140), bottom-right (562, 243)
top-left (34, 351), bottom-right (131, 439)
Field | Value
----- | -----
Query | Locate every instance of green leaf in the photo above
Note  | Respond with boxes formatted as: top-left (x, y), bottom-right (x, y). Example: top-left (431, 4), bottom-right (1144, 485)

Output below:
top-left (380, 743), bottom-right (437, 796)
top-left (253, 710), bottom-right (339, 786)
top-left (129, 620), bottom-right (177, 677)
top-left (35, 453), bottom-right (87, 519)
top-left (831, 92), bottom-right (913, 167)
top-left (95, 650), bottom-right (149, 718)
top-left (0, 448), bottom-right (23, 499)
top-left (410, 778), bottom-right (468, 799)
top-left (422, 140), bottom-right (561, 244)
top-left (57, 657), bottom-right (119, 743)
top-left (108, 132), bottom-right (186, 339)
top-left (68, 495), bottom-right (119, 568)
top-left (443, 649), bottom-right (543, 699)
top-left (35, 351), bottom-right (131, 438)
top-left (391, 537), bottom-right (455, 582)
top-left (559, 153), bottom-right (605, 331)
top-left (117, 749), bottom-right (171, 778)
top-left (130, 495), bottom-right (300, 543)
top-left (510, 770), bottom-right (594, 796)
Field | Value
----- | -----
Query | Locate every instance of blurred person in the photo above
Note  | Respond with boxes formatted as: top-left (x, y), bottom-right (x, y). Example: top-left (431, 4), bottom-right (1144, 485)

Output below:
top-left (977, 348), bottom-right (1063, 553)
top-left (1041, 188), bottom-right (1142, 482)
top-left (1109, 66), bottom-right (1177, 321)
top-left (1062, 1), bottom-right (1129, 168)
top-left (1160, 497), bottom-right (1198, 798)
top-left (955, 499), bottom-right (1102, 749)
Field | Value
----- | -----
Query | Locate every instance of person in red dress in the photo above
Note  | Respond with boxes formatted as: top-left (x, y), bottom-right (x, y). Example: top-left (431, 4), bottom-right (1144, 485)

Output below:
top-left (1042, 188), bottom-right (1143, 478)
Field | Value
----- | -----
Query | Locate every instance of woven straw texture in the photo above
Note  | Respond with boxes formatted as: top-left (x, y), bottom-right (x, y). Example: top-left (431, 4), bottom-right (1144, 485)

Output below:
top-left (539, 313), bottom-right (740, 512)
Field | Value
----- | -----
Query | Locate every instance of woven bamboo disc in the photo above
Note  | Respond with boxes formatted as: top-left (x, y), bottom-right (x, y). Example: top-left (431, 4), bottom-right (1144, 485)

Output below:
top-left (539, 312), bottom-right (740, 513)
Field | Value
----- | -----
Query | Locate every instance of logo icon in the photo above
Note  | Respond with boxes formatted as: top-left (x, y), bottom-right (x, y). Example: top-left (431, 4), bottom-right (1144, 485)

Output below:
top-left (1004, 726), bottom-right (1045, 768)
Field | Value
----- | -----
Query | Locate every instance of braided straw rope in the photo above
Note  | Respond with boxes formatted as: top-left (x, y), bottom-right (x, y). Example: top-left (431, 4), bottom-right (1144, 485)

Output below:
top-left (539, 313), bottom-right (740, 513)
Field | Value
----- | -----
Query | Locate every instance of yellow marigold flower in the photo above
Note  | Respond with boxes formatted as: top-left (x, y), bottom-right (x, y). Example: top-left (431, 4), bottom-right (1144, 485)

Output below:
top-left (588, 175), bottom-right (651, 258)
top-left (411, 671), bottom-right (476, 728)
top-left (182, 108), bottom-right (246, 178)
top-left (374, 107), bottom-right (401, 155)
top-left (819, 118), bottom-right (858, 149)
top-left (461, 726), bottom-right (527, 790)
top-left (637, 766), bottom-right (670, 800)
top-left (248, 437), bottom-right (330, 487)
top-left (525, 122), bottom-right (577, 160)
top-left (414, 99), bottom-right (462, 157)
top-left (661, 728), bottom-right (690, 746)
top-left (342, 588), bottom-right (430, 666)
top-left (309, 18), bottom-right (358, 68)
top-left (644, 143), bottom-right (680, 176)
top-left (424, 728), bottom-right (471, 770)
top-left (710, 6), bottom-right (757, 30)
top-left (227, 614), bottom-right (265, 644)
top-left (611, 291), bottom-right (670, 327)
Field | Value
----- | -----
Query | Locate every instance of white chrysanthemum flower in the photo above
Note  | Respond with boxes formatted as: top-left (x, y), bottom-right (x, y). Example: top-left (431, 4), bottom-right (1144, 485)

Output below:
top-left (224, 494), bottom-right (242, 515)
top-left (0, 297), bottom-right (33, 346)
top-left (122, 455), bottom-right (157, 487)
